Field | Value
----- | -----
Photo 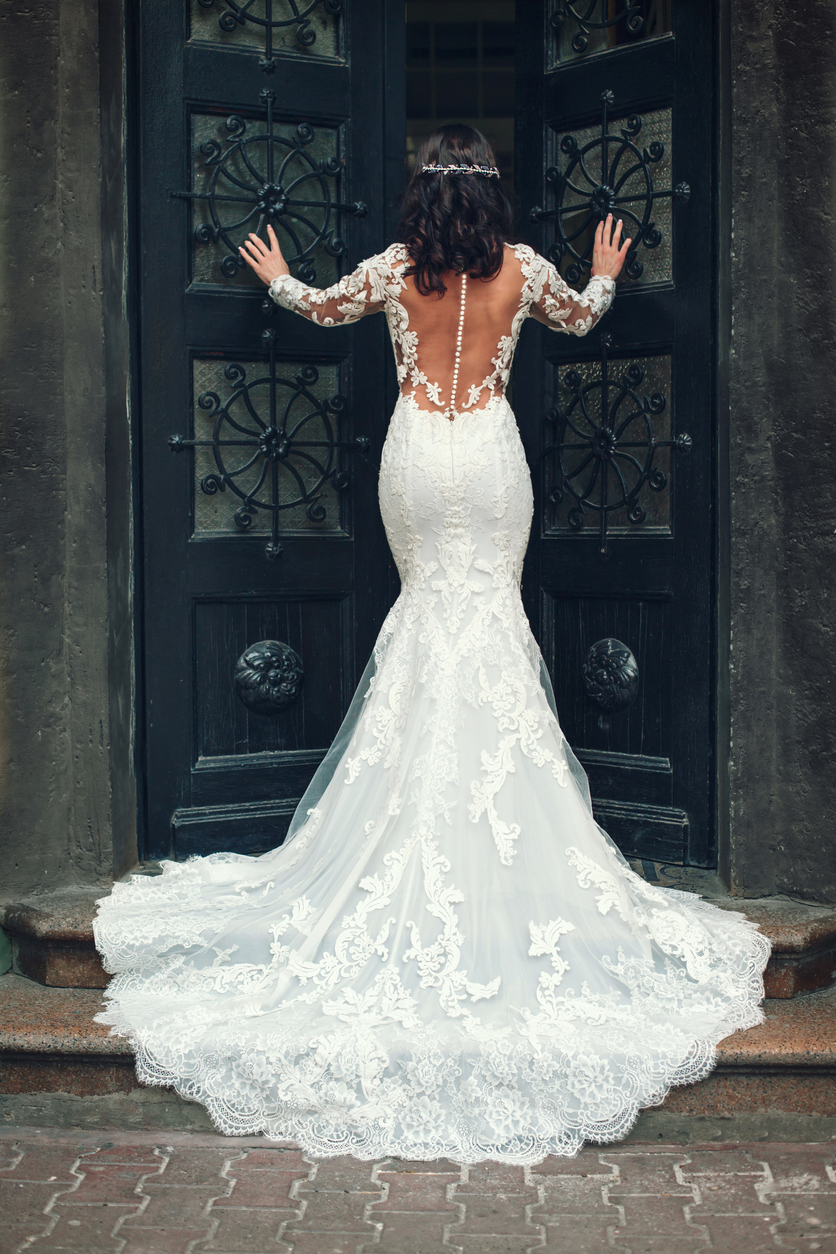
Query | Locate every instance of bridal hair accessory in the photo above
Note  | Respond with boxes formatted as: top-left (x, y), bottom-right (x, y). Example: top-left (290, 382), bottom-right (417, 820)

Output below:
top-left (421, 163), bottom-right (500, 178)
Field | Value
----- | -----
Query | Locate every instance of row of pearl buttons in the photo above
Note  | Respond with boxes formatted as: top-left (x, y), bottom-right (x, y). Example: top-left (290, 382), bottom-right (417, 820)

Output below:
top-left (444, 272), bottom-right (467, 422)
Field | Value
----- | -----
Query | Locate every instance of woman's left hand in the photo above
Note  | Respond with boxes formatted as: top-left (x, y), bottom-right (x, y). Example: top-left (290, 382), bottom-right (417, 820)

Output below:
top-left (239, 224), bottom-right (290, 285)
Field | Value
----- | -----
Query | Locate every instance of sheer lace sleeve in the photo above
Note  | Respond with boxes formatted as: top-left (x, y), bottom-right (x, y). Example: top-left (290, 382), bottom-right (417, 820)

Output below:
top-left (525, 251), bottom-right (615, 337)
top-left (268, 252), bottom-right (392, 327)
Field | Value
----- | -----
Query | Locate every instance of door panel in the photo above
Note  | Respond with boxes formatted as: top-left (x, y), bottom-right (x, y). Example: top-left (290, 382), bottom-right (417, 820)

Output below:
top-left (138, 0), bottom-right (403, 859)
top-left (515, 0), bottom-right (715, 865)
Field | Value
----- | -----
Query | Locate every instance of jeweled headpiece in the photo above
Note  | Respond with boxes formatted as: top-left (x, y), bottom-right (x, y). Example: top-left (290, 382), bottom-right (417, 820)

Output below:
top-left (421, 163), bottom-right (500, 178)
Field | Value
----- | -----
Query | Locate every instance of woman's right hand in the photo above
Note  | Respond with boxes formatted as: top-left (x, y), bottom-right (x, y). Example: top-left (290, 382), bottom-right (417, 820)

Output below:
top-left (591, 213), bottom-right (631, 281)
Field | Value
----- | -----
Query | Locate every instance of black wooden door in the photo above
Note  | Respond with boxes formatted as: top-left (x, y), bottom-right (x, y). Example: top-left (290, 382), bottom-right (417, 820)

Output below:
top-left (138, 0), bottom-right (403, 859)
top-left (515, 1), bottom-right (716, 866)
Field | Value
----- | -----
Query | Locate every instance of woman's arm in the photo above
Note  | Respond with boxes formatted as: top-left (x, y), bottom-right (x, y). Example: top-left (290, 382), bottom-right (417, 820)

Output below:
top-left (528, 212), bottom-right (630, 336)
top-left (239, 226), bottom-right (387, 326)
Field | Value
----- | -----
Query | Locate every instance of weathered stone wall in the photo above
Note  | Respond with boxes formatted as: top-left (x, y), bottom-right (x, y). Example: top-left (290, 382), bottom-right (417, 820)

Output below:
top-left (1, 0), bottom-right (833, 904)
top-left (727, 1), bottom-right (836, 901)
top-left (0, 0), bottom-right (134, 897)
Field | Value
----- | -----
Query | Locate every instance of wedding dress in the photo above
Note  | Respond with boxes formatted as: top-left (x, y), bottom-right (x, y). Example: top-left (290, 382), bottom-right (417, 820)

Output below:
top-left (94, 243), bottom-right (770, 1164)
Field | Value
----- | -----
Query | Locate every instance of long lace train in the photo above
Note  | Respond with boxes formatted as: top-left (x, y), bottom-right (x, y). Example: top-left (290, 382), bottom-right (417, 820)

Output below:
top-left (93, 395), bottom-right (770, 1164)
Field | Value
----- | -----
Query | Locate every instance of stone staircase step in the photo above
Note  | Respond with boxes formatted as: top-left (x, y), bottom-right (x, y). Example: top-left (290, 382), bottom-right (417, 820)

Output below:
top-left (0, 974), bottom-right (133, 1098)
top-left (0, 891), bottom-right (109, 989)
top-left (3, 875), bottom-right (836, 997)
top-left (630, 862), bottom-right (836, 998)
top-left (0, 974), bottom-right (834, 1133)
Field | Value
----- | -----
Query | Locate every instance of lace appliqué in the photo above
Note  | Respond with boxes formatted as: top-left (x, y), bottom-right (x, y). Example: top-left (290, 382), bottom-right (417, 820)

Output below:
top-left (93, 245), bottom-right (770, 1168)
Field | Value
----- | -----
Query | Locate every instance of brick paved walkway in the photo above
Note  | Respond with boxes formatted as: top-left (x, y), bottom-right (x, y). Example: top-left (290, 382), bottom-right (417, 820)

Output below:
top-left (0, 1129), bottom-right (833, 1254)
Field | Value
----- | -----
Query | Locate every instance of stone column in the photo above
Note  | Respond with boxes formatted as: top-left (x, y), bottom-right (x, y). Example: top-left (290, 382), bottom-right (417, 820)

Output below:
top-left (725, 0), bottom-right (836, 902)
top-left (0, 0), bottom-right (135, 898)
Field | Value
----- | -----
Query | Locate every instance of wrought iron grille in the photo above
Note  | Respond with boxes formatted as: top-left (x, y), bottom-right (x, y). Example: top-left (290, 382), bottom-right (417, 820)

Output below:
top-left (193, 0), bottom-right (342, 70)
top-left (542, 335), bottom-right (691, 558)
top-left (531, 91), bottom-right (689, 285)
top-left (173, 89), bottom-right (365, 284)
top-left (170, 331), bottom-right (369, 559)
top-left (548, 0), bottom-right (672, 64)
top-left (551, 1), bottom-right (644, 57)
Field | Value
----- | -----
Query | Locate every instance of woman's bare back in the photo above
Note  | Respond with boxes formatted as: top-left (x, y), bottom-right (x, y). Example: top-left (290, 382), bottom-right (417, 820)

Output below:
top-left (265, 241), bottom-right (615, 420)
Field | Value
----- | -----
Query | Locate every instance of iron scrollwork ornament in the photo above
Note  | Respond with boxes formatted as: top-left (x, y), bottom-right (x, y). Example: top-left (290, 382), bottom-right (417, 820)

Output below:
top-left (172, 89), bottom-right (366, 283)
top-left (169, 330), bottom-right (369, 559)
top-left (541, 335), bottom-right (691, 558)
top-left (530, 90), bottom-right (690, 284)
top-left (582, 637), bottom-right (639, 731)
top-left (550, 2), bottom-right (644, 57)
top-left (234, 640), bottom-right (303, 715)
top-left (196, 0), bottom-right (342, 72)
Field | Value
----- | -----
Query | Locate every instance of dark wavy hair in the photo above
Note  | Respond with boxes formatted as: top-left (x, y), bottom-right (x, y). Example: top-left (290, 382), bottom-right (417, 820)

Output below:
top-left (396, 124), bottom-right (515, 296)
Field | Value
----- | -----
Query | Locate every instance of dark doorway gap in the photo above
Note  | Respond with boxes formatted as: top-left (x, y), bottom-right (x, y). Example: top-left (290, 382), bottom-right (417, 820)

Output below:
top-left (405, 1), bottom-right (515, 183)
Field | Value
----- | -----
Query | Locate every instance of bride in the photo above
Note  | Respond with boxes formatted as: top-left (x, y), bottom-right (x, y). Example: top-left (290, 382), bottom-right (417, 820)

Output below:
top-left (93, 125), bottom-right (770, 1165)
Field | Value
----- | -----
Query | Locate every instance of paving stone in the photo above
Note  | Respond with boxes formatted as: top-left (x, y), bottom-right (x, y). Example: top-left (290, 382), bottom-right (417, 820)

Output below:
top-left (775, 1194), bottom-right (836, 1230)
top-left (356, 1210), bottom-right (452, 1254)
top-left (689, 1175), bottom-right (783, 1215)
top-left (600, 1150), bottom-right (695, 1194)
top-left (119, 1229), bottom-right (215, 1254)
top-left (280, 1235), bottom-right (373, 1254)
top-left (538, 1214), bottom-right (622, 1251)
top-left (234, 1148), bottom-right (307, 1169)
top-left (528, 1153), bottom-right (616, 1178)
top-left (532, 1175), bottom-right (624, 1214)
top-left (213, 1170), bottom-right (309, 1209)
top-left (793, 1237), bottom-right (836, 1253)
top-left (196, 1208), bottom-right (289, 1249)
top-left (284, 1190), bottom-right (380, 1232)
top-left (693, 1213), bottom-right (786, 1253)
top-left (18, 1244), bottom-right (120, 1254)
top-left (453, 1237), bottom-right (542, 1253)
top-left (608, 1193), bottom-right (704, 1237)
top-left (0, 1180), bottom-right (80, 1223)
top-left (761, 1147), bottom-right (836, 1193)
top-left (58, 1163), bottom-right (162, 1204)
top-left (131, 1181), bottom-right (221, 1224)
top-left (459, 1163), bottom-right (528, 1191)
top-left (299, 1157), bottom-right (379, 1193)
top-left (369, 1169), bottom-right (459, 1211)
top-left (0, 1145), bottom-right (84, 1182)
top-left (446, 1191), bottom-right (541, 1234)
top-left (677, 1148), bottom-right (770, 1177)
top-left (78, 1144), bottom-right (165, 1168)
top-left (613, 1240), bottom-right (705, 1253)
top-left (147, 1149), bottom-right (241, 1188)
top-left (379, 1158), bottom-right (461, 1174)
top-left (27, 1210), bottom-right (125, 1249)
top-left (0, 1226), bottom-right (52, 1254)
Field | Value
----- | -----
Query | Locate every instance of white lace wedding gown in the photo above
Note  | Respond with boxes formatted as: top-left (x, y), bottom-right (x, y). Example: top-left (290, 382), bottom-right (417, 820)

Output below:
top-left (94, 243), bottom-right (770, 1164)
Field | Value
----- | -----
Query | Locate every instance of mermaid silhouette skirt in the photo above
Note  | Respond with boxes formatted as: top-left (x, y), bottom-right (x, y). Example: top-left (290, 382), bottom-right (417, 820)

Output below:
top-left (93, 395), bottom-right (770, 1164)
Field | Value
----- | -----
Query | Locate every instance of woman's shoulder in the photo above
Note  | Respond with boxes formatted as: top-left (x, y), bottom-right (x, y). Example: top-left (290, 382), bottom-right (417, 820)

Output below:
top-left (503, 241), bottom-right (546, 270)
top-left (367, 242), bottom-right (411, 271)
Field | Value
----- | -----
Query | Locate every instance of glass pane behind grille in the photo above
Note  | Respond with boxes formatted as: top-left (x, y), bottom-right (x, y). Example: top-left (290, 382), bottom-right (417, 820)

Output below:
top-left (545, 355), bottom-right (672, 536)
top-left (190, 113), bottom-right (340, 289)
top-left (192, 357), bottom-right (344, 536)
top-left (551, 107), bottom-right (672, 289)
top-left (548, 0), bottom-right (672, 67)
top-left (190, 0), bottom-right (340, 60)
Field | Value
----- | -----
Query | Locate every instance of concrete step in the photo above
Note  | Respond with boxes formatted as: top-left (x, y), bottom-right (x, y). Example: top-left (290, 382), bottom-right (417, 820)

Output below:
top-left (4, 873), bottom-right (836, 997)
top-left (0, 974), bottom-right (834, 1135)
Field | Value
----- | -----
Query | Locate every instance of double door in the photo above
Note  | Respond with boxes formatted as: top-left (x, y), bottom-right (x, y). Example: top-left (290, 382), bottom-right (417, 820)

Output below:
top-left (137, 0), bottom-right (716, 867)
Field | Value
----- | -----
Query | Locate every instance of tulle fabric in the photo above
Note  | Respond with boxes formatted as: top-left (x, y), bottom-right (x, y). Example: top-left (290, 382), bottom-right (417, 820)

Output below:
top-left (94, 395), bottom-right (770, 1164)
